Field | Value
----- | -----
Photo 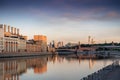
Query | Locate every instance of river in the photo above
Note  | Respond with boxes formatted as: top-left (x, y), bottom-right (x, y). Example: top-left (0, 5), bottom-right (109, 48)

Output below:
top-left (0, 55), bottom-right (117, 80)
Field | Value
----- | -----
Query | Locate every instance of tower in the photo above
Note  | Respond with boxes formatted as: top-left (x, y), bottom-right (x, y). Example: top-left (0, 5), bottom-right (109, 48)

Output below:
top-left (11, 27), bottom-right (13, 34)
top-left (14, 28), bottom-right (16, 34)
top-left (17, 29), bottom-right (19, 35)
top-left (88, 36), bottom-right (91, 44)
top-left (8, 25), bottom-right (10, 32)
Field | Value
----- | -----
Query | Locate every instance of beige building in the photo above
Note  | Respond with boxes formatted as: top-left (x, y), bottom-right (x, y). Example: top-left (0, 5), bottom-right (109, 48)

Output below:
top-left (0, 24), bottom-right (27, 53)
top-left (26, 40), bottom-right (41, 52)
top-left (0, 25), bottom-right (4, 52)
top-left (0, 24), bottom-right (48, 53)
top-left (34, 35), bottom-right (47, 52)
top-left (26, 35), bottom-right (47, 52)
top-left (18, 37), bottom-right (27, 52)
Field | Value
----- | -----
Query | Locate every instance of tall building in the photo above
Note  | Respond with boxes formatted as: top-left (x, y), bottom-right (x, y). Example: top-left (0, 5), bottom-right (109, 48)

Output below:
top-left (88, 36), bottom-right (91, 44)
top-left (34, 35), bottom-right (47, 52)
top-left (57, 41), bottom-right (64, 48)
top-left (0, 24), bottom-right (27, 53)
top-left (34, 35), bottom-right (47, 42)
top-left (0, 25), bottom-right (4, 52)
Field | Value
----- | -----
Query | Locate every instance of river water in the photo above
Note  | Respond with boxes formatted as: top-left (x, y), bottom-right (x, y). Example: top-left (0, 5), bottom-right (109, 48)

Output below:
top-left (0, 55), bottom-right (117, 80)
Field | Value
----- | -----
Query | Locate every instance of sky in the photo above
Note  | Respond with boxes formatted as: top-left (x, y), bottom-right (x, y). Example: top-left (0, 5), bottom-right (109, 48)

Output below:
top-left (0, 0), bottom-right (120, 44)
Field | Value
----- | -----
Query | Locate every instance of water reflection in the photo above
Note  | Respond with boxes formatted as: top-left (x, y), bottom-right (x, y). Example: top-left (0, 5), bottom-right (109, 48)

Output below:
top-left (0, 60), bottom-right (26, 80)
top-left (0, 55), bottom-right (117, 80)
top-left (0, 56), bottom-right (48, 80)
top-left (50, 55), bottom-right (97, 69)
top-left (26, 58), bottom-right (47, 74)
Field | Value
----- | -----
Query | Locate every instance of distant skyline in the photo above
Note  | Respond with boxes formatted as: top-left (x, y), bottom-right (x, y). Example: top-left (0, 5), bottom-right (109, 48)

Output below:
top-left (0, 0), bottom-right (120, 44)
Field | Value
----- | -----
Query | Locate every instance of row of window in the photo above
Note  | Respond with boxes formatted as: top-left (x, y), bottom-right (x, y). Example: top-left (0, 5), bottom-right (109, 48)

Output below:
top-left (0, 46), bottom-right (3, 49)
top-left (0, 41), bottom-right (3, 45)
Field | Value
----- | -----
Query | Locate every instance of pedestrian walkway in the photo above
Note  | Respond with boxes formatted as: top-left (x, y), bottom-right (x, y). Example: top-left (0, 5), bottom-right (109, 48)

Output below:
top-left (80, 61), bottom-right (120, 80)
top-left (103, 66), bottom-right (120, 80)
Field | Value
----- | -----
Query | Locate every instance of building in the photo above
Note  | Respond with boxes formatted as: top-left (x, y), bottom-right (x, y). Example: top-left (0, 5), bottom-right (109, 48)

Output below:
top-left (26, 39), bottom-right (41, 52)
top-left (57, 41), bottom-right (64, 48)
top-left (0, 24), bottom-right (27, 53)
top-left (0, 25), bottom-right (4, 52)
top-left (34, 35), bottom-right (47, 52)
top-left (18, 36), bottom-right (27, 52)
top-left (34, 35), bottom-right (47, 42)
top-left (65, 42), bottom-right (78, 47)
top-left (0, 24), bottom-right (48, 53)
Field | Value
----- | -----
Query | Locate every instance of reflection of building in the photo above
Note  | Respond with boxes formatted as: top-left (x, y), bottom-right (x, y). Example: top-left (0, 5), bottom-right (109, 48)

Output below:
top-left (0, 60), bottom-right (27, 80)
top-left (17, 61), bottom-right (27, 74)
top-left (52, 55), bottom-right (58, 63)
top-left (89, 59), bottom-right (96, 69)
top-left (26, 57), bottom-right (47, 74)
top-left (0, 57), bottom-right (49, 80)
top-left (34, 65), bottom-right (47, 74)
top-left (48, 55), bottom-right (64, 63)
top-left (0, 24), bottom-right (27, 53)
top-left (0, 63), bottom-right (4, 80)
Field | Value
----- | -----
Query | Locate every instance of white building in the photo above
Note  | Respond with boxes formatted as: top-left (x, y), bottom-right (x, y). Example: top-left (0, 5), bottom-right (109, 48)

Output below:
top-left (0, 24), bottom-right (27, 53)
top-left (0, 24), bottom-right (4, 52)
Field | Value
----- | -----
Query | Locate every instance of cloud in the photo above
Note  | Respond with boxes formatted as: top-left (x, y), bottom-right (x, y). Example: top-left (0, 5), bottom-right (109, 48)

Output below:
top-left (2, 0), bottom-right (119, 23)
top-left (28, 7), bottom-right (120, 25)
top-left (60, 7), bottom-right (120, 21)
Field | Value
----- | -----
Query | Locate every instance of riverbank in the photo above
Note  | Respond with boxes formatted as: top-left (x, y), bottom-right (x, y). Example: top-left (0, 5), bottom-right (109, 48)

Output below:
top-left (0, 52), bottom-right (53, 58)
top-left (103, 66), bottom-right (120, 80)
top-left (80, 61), bottom-right (120, 80)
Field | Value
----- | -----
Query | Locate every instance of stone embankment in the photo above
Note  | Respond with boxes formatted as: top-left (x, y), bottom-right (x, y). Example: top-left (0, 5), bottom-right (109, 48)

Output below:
top-left (80, 61), bottom-right (120, 80)
top-left (0, 52), bottom-right (52, 58)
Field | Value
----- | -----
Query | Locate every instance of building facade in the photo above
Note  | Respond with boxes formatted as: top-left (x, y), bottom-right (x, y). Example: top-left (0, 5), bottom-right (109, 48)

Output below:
top-left (0, 24), bottom-right (48, 53)
top-left (0, 24), bottom-right (27, 53)
top-left (34, 35), bottom-right (47, 52)
top-left (26, 40), bottom-right (41, 52)
top-left (0, 25), bottom-right (4, 52)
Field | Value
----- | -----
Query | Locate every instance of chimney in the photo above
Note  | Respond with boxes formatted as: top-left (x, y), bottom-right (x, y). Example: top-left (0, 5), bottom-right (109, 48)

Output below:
top-left (88, 36), bottom-right (91, 44)
top-left (8, 25), bottom-right (10, 32)
top-left (17, 29), bottom-right (19, 35)
top-left (4, 24), bottom-right (6, 32)
top-left (14, 28), bottom-right (16, 34)
top-left (11, 27), bottom-right (13, 34)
